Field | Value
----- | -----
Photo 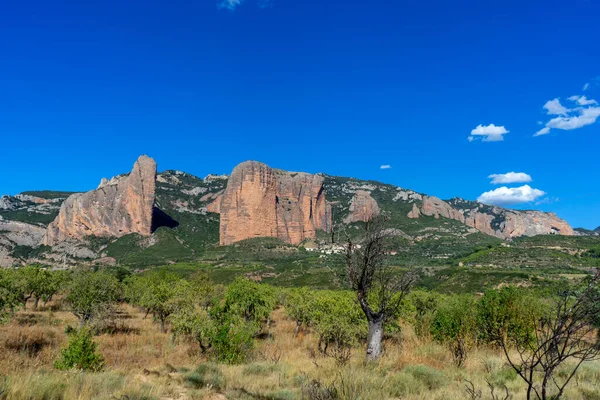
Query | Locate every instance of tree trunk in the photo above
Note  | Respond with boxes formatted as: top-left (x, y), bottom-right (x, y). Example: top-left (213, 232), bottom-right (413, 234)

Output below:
top-left (293, 321), bottom-right (301, 337)
top-left (34, 297), bottom-right (40, 311)
top-left (366, 319), bottom-right (384, 361)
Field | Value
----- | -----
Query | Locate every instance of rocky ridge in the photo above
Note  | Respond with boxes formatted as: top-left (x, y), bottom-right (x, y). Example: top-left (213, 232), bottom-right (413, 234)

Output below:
top-left (344, 190), bottom-right (381, 223)
top-left (43, 155), bottom-right (157, 245)
top-left (216, 161), bottom-right (331, 245)
top-left (408, 196), bottom-right (575, 239)
top-left (0, 157), bottom-right (582, 268)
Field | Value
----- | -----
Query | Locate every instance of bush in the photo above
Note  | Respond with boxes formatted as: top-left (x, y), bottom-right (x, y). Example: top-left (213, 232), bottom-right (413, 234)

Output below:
top-left (208, 313), bottom-right (256, 364)
top-left (430, 294), bottom-right (478, 366)
top-left (66, 270), bottom-right (121, 325)
top-left (183, 363), bottom-right (225, 390)
top-left (477, 286), bottom-right (540, 347)
top-left (386, 371), bottom-right (426, 397)
top-left (406, 290), bottom-right (443, 337)
top-left (0, 269), bottom-right (20, 323)
top-left (309, 291), bottom-right (365, 355)
top-left (224, 277), bottom-right (276, 323)
top-left (126, 271), bottom-right (192, 332)
top-left (403, 365), bottom-right (445, 390)
top-left (301, 379), bottom-right (338, 400)
top-left (54, 328), bottom-right (104, 371)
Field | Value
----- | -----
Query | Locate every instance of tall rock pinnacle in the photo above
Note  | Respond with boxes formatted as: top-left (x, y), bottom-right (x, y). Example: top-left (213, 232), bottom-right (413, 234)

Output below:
top-left (218, 161), bottom-right (331, 245)
top-left (43, 155), bottom-right (157, 245)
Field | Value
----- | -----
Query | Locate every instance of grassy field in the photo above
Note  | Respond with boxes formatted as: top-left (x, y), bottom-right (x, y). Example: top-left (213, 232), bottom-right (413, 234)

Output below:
top-left (2, 297), bottom-right (600, 400)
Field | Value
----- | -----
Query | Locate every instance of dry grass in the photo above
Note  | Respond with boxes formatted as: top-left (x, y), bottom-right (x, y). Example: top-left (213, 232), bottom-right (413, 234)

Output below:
top-left (1, 301), bottom-right (600, 399)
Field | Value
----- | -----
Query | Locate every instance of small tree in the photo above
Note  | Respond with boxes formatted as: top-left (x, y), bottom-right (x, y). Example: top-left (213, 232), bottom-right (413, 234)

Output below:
top-left (223, 277), bottom-right (276, 325)
top-left (310, 290), bottom-right (365, 361)
top-left (171, 304), bottom-right (213, 353)
top-left (285, 287), bottom-right (315, 337)
top-left (345, 216), bottom-right (418, 361)
top-left (430, 294), bottom-right (478, 367)
top-left (477, 286), bottom-right (539, 347)
top-left (408, 290), bottom-right (443, 337)
top-left (0, 269), bottom-right (20, 322)
top-left (131, 271), bottom-right (192, 333)
top-left (499, 271), bottom-right (600, 400)
top-left (66, 270), bottom-right (121, 325)
top-left (54, 328), bottom-right (104, 371)
top-left (30, 268), bottom-right (66, 310)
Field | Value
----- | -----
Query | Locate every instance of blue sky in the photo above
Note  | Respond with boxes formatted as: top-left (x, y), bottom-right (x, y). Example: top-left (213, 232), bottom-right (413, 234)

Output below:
top-left (1, 0), bottom-right (599, 228)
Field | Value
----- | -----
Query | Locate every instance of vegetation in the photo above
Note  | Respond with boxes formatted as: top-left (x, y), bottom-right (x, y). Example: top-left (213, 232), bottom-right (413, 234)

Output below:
top-left (0, 263), bottom-right (599, 399)
top-left (65, 269), bottom-right (121, 325)
top-left (345, 215), bottom-right (418, 361)
top-left (54, 328), bottom-right (105, 371)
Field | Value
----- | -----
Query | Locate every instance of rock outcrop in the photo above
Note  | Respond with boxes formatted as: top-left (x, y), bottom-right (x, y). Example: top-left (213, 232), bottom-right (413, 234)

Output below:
top-left (408, 196), bottom-right (575, 239)
top-left (43, 155), bottom-right (157, 245)
top-left (344, 190), bottom-right (380, 223)
top-left (0, 219), bottom-right (47, 267)
top-left (0, 219), bottom-right (46, 247)
top-left (217, 161), bottom-right (331, 245)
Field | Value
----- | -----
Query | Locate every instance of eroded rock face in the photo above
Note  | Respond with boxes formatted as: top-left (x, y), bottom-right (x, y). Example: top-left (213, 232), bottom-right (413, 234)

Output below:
top-left (344, 190), bottom-right (380, 223)
top-left (409, 196), bottom-right (575, 239)
top-left (218, 161), bottom-right (331, 245)
top-left (43, 155), bottom-right (157, 245)
top-left (0, 220), bottom-right (46, 247)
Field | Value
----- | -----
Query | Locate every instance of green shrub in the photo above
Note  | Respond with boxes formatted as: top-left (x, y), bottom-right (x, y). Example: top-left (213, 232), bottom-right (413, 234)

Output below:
top-left (477, 286), bottom-right (540, 347)
top-left (406, 290), bottom-right (443, 337)
top-left (184, 363), bottom-right (225, 390)
top-left (224, 277), bottom-right (276, 323)
top-left (54, 328), bottom-right (104, 371)
top-left (309, 291), bottom-right (365, 354)
top-left (66, 270), bottom-right (121, 325)
top-left (243, 362), bottom-right (279, 376)
top-left (266, 389), bottom-right (297, 400)
top-left (403, 365), bottom-right (445, 390)
top-left (430, 294), bottom-right (478, 366)
top-left (386, 371), bottom-right (426, 397)
top-left (209, 313), bottom-right (256, 364)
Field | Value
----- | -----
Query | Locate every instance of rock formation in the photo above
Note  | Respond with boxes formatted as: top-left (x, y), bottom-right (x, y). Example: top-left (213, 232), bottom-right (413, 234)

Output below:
top-left (0, 219), bottom-right (46, 247)
top-left (408, 196), bottom-right (575, 239)
top-left (217, 161), bottom-right (331, 245)
top-left (0, 219), bottom-right (46, 267)
top-left (344, 190), bottom-right (380, 223)
top-left (43, 155), bottom-right (157, 245)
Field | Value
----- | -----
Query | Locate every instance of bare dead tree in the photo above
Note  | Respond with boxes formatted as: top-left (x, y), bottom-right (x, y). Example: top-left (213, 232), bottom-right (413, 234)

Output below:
top-left (486, 379), bottom-right (510, 400)
top-left (464, 379), bottom-right (482, 400)
top-left (500, 269), bottom-right (600, 400)
top-left (345, 215), bottom-right (419, 361)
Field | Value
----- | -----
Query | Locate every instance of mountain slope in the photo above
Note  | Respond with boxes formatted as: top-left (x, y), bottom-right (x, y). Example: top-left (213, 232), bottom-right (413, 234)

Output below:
top-left (0, 158), bottom-right (583, 270)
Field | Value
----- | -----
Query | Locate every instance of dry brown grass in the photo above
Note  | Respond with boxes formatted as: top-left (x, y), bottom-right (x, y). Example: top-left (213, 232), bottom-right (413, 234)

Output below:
top-left (1, 301), bottom-right (600, 399)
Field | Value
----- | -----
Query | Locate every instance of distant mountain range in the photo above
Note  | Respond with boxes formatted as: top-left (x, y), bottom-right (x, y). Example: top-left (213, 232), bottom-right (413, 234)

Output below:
top-left (0, 155), bottom-right (581, 268)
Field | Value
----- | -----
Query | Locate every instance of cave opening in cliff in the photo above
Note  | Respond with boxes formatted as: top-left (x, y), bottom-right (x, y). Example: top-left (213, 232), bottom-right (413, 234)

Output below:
top-left (151, 207), bottom-right (179, 232)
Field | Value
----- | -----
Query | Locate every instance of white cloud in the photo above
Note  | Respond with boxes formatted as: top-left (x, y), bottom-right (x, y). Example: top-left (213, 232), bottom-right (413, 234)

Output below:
top-left (488, 172), bottom-right (532, 185)
top-left (534, 127), bottom-right (551, 136)
top-left (477, 185), bottom-right (546, 206)
top-left (583, 83), bottom-right (590, 91)
top-left (535, 196), bottom-right (559, 206)
top-left (543, 98), bottom-right (569, 115)
top-left (469, 124), bottom-right (509, 142)
top-left (218, 0), bottom-right (272, 10)
top-left (218, 0), bottom-right (243, 10)
top-left (545, 107), bottom-right (600, 130)
top-left (568, 95), bottom-right (598, 106)
top-left (380, 165), bottom-right (392, 170)
top-left (536, 94), bottom-right (600, 137)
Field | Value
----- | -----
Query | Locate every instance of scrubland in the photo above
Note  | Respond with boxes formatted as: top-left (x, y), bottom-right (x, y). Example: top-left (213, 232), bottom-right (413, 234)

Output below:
top-left (1, 299), bottom-right (600, 400)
